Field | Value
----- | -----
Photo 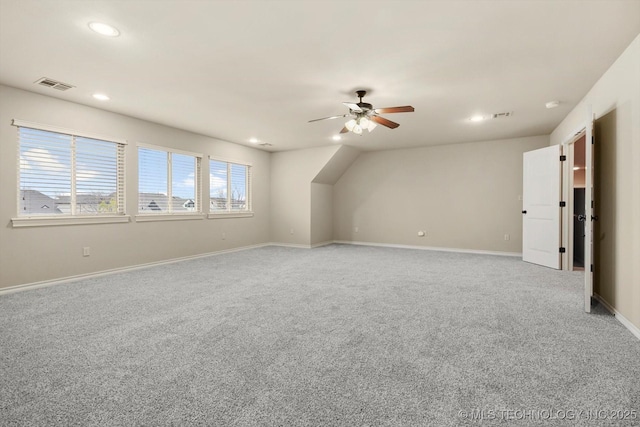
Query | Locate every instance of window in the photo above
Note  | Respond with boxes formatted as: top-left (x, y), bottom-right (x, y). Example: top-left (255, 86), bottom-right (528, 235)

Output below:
top-left (138, 145), bottom-right (202, 216)
top-left (15, 121), bottom-right (125, 219)
top-left (209, 158), bottom-right (251, 216)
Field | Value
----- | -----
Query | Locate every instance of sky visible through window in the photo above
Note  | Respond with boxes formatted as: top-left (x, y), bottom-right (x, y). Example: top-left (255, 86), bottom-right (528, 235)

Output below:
top-left (210, 160), bottom-right (248, 209)
top-left (138, 148), bottom-right (196, 199)
top-left (20, 129), bottom-right (246, 204)
top-left (209, 160), bottom-right (227, 199)
top-left (19, 128), bottom-right (117, 198)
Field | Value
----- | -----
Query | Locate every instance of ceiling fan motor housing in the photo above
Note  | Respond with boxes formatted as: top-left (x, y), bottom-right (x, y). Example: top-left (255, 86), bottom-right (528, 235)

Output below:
top-left (355, 90), bottom-right (372, 111)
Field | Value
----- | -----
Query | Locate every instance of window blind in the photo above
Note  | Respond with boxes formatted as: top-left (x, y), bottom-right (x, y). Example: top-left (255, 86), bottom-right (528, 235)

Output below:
top-left (230, 163), bottom-right (248, 211)
top-left (18, 126), bottom-right (125, 216)
top-left (209, 159), bottom-right (251, 213)
top-left (138, 146), bottom-right (201, 214)
top-left (209, 160), bottom-right (228, 211)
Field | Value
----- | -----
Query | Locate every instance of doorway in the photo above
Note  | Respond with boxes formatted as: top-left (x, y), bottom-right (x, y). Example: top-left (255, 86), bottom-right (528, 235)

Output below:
top-left (571, 132), bottom-right (586, 270)
top-left (568, 132), bottom-right (586, 271)
top-left (573, 187), bottom-right (585, 269)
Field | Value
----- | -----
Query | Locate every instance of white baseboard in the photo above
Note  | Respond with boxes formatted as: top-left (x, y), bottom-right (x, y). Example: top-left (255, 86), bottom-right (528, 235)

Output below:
top-left (333, 240), bottom-right (522, 257)
top-left (311, 240), bottom-right (334, 248)
top-left (0, 243), bottom-right (271, 295)
top-left (593, 294), bottom-right (640, 341)
top-left (5, 241), bottom-right (438, 294)
top-left (267, 242), bottom-right (312, 249)
top-left (268, 241), bottom-right (333, 249)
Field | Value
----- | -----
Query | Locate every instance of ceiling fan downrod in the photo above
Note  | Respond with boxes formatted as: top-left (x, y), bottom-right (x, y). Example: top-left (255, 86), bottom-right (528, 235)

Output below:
top-left (355, 90), bottom-right (372, 111)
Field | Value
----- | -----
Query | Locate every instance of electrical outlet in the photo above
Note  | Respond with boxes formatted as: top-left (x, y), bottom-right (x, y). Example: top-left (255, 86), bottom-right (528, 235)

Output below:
top-left (504, 234), bottom-right (510, 241)
top-left (354, 227), bottom-right (359, 233)
top-left (221, 232), bottom-right (226, 240)
top-left (83, 247), bottom-right (90, 257)
top-left (290, 228), bottom-right (294, 235)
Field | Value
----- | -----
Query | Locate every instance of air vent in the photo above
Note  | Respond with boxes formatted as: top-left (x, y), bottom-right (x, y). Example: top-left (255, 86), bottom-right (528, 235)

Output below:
top-left (34, 77), bottom-right (75, 91)
top-left (468, 112), bottom-right (514, 122)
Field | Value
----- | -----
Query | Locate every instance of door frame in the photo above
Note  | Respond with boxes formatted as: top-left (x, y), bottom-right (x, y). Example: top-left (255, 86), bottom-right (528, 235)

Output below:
top-left (562, 129), bottom-right (587, 272)
top-left (584, 109), bottom-right (595, 313)
top-left (560, 124), bottom-right (587, 272)
top-left (559, 106), bottom-right (595, 314)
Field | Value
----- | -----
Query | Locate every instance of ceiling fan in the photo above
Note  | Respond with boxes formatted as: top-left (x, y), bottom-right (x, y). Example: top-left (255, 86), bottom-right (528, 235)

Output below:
top-left (309, 90), bottom-right (414, 135)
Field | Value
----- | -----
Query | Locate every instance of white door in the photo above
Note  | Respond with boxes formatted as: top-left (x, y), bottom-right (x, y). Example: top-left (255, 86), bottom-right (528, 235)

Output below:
top-left (522, 145), bottom-right (562, 269)
top-left (584, 111), bottom-right (595, 313)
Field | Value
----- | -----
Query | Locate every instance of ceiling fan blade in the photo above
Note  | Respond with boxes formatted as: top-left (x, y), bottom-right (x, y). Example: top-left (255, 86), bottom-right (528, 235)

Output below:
top-left (308, 114), bottom-right (349, 123)
top-left (339, 126), bottom-right (349, 134)
top-left (374, 106), bottom-right (415, 114)
top-left (371, 115), bottom-right (400, 129)
top-left (342, 102), bottom-right (363, 112)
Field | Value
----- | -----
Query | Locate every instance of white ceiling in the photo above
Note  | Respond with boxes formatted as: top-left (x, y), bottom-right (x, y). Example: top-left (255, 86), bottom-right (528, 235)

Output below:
top-left (1, 0), bottom-right (639, 152)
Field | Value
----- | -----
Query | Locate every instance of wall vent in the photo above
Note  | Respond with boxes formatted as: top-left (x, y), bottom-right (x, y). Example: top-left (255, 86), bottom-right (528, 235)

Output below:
top-left (490, 112), bottom-right (513, 119)
top-left (34, 77), bottom-right (75, 91)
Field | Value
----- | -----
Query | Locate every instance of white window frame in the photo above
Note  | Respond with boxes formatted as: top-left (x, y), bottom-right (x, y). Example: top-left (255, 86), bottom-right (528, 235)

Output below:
top-left (11, 119), bottom-right (129, 228)
top-left (136, 143), bottom-right (204, 222)
top-left (208, 156), bottom-right (253, 219)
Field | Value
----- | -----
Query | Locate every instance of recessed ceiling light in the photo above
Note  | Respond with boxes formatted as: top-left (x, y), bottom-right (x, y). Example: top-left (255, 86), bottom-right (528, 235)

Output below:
top-left (332, 135), bottom-right (342, 141)
top-left (546, 100), bottom-right (560, 109)
top-left (469, 115), bottom-right (486, 122)
top-left (88, 22), bottom-right (120, 37)
top-left (249, 137), bottom-right (259, 143)
top-left (92, 93), bottom-right (110, 101)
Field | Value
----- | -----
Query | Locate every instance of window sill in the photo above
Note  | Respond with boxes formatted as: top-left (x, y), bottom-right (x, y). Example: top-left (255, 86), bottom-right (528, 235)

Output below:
top-left (208, 212), bottom-right (254, 219)
top-left (12, 215), bottom-right (131, 228)
top-left (135, 213), bottom-right (205, 222)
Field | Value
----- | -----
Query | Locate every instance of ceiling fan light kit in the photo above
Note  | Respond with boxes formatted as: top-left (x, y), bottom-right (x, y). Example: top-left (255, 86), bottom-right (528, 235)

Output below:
top-left (309, 90), bottom-right (414, 136)
top-left (345, 116), bottom-right (376, 135)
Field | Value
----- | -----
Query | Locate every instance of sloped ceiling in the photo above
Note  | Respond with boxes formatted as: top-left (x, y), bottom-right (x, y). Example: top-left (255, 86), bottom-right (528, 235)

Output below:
top-left (313, 146), bottom-right (361, 185)
top-left (0, 0), bottom-right (638, 152)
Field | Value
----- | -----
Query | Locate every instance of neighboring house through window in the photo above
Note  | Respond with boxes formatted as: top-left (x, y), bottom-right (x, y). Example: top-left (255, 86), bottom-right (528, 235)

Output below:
top-left (138, 145), bottom-right (202, 215)
top-left (209, 158), bottom-right (251, 215)
top-left (15, 121), bottom-right (125, 218)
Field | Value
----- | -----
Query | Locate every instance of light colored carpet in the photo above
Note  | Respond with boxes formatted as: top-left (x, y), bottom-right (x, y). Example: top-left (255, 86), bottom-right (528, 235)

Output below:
top-left (1, 244), bottom-right (639, 426)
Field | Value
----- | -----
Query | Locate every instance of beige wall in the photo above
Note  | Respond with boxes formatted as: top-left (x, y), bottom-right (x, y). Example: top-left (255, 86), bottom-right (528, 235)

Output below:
top-left (550, 34), bottom-right (640, 331)
top-left (269, 144), bottom-right (360, 247)
top-left (333, 135), bottom-right (549, 253)
top-left (310, 183), bottom-right (333, 246)
top-left (269, 146), bottom-right (340, 246)
top-left (0, 85), bottom-right (271, 289)
top-left (573, 169), bottom-right (585, 188)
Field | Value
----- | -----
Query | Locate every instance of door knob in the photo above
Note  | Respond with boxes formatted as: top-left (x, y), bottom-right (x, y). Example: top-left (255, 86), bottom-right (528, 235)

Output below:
top-left (522, 210), bottom-right (527, 214)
